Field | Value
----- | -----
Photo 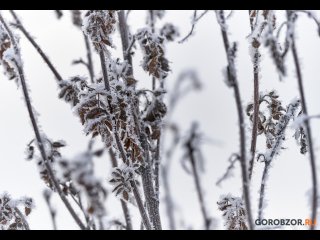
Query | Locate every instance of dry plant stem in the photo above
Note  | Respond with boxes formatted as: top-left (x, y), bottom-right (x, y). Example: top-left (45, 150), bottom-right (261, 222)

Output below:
top-left (149, 10), bottom-right (162, 225)
top-left (83, 33), bottom-right (95, 83)
top-left (118, 11), bottom-right (162, 230)
top-left (291, 34), bottom-right (318, 229)
top-left (10, 11), bottom-right (63, 82)
top-left (99, 49), bottom-right (152, 230)
top-left (14, 207), bottom-right (30, 230)
top-left (131, 180), bottom-right (152, 230)
top-left (109, 149), bottom-right (133, 230)
top-left (118, 10), bottom-right (133, 77)
top-left (0, 13), bottom-right (86, 230)
top-left (161, 165), bottom-right (175, 230)
top-left (140, 136), bottom-right (162, 229)
top-left (154, 134), bottom-right (161, 203)
top-left (44, 197), bottom-right (57, 230)
top-left (186, 138), bottom-right (210, 230)
top-left (248, 12), bottom-right (260, 181)
top-left (217, 11), bottom-right (253, 230)
top-left (258, 161), bottom-right (269, 220)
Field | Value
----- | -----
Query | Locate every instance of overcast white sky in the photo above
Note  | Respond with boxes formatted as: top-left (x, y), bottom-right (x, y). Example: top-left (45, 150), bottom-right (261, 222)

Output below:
top-left (0, 10), bottom-right (320, 230)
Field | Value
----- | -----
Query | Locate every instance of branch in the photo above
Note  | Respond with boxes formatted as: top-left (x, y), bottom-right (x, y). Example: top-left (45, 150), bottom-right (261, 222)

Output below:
top-left (184, 124), bottom-right (211, 230)
top-left (83, 32), bottom-right (95, 83)
top-left (179, 10), bottom-right (209, 43)
top-left (118, 11), bottom-right (162, 230)
top-left (248, 10), bottom-right (263, 181)
top-left (10, 10), bottom-right (63, 82)
top-left (99, 48), bottom-right (152, 230)
top-left (216, 10), bottom-right (254, 230)
top-left (288, 10), bottom-right (318, 230)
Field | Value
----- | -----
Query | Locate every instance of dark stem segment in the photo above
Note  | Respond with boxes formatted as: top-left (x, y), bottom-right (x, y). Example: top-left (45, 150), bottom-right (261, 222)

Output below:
top-left (139, 133), bottom-right (162, 230)
top-left (10, 10), bottom-right (63, 82)
top-left (217, 10), bottom-right (254, 230)
top-left (248, 11), bottom-right (261, 181)
top-left (109, 149), bottom-right (133, 230)
top-left (186, 132), bottom-right (211, 230)
top-left (99, 49), bottom-right (152, 230)
top-left (290, 18), bottom-right (318, 229)
top-left (44, 193), bottom-right (57, 230)
top-left (154, 134), bottom-right (161, 206)
top-left (131, 180), bottom-right (152, 230)
top-left (118, 10), bottom-right (133, 78)
top-left (161, 165), bottom-right (175, 230)
top-left (83, 33), bottom-right (95, 83)
top-left (0, 13), bottom-right (86, 230)
top-left (258, 161), bottom-right (269, 220)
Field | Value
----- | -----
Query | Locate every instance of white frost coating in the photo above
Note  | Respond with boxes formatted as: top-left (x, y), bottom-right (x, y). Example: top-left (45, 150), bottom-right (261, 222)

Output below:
top-left (264, 98), bottom-right (300, 162)
top-left (217, 194), bottom-right (247, 230)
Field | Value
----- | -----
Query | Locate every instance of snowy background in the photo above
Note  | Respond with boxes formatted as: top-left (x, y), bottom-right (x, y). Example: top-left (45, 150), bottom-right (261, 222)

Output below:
top-left (0, 10), bottom-right (320, 230)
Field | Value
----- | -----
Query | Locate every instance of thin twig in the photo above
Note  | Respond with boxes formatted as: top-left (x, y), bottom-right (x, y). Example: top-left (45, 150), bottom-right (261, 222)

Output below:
top-left (248, 10), bottom-right (261, 181)
top-left (10, 10), bottom-right (63, 82)
top-left (179, 10), bottom-right (209, 43)
top-left (185, 125), bottom-right (210, 230)
top-left (216, 10), bottom-right (254, 230)
top-left (288, 10), bottom-right (318, 230)
top-left (83, 33), bottom-right (95, 83)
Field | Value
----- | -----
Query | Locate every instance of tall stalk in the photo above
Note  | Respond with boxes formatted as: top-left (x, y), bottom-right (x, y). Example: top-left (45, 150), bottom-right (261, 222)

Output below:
top-left (216, 10), bottom-right (253, 230)
top-left (288, 10), bottom-right (318, 230)
top-left (248, 10), bottom-right (261, 181)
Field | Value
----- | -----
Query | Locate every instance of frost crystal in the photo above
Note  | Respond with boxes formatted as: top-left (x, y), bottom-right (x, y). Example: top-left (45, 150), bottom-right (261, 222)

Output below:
top-left (0, 192), bottom-right (34, 230)
top-left (82, 10), bottom-right (117, 51)
top-left (217, 194), bottom-right (248, 230)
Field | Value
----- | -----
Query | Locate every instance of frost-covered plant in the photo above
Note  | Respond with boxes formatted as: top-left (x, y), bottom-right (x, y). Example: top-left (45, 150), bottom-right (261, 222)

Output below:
top-left (82, 10), bottom-right (117, 50)
top-left (217, 194), bottom-right (248, 230)
top-left (136, 28), bottom-right (170, 80)
top-left (257, 98), bottom-right (300, 219)
top-left (182, 123), bottom-right (211, 230)
top-left (0, 23), bottom-right (17, 80)
top-left (0, 193), bottom-right (34, 230)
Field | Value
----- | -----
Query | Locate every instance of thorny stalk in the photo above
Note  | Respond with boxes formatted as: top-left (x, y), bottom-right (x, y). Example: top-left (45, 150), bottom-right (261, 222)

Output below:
top-left (216, 10), bottom-right (254, 230)
top-left (287, 10), bottom-right (318, 230)
top-left (0, 13), bottom-right (86, 230)
top-left (185, 125), bottom-right (211, 230)
top-left (83, 33), bottom-right (95, 83)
